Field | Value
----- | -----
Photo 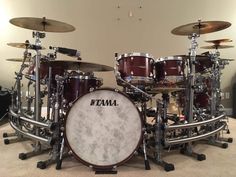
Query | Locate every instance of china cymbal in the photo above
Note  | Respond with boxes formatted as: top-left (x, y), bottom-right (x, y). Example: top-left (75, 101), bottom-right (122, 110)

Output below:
top-left (171, 21), bottom-right (231, 35)
top-left (48, 60), bottom-right (114, 72)
top-left (201, 45), bottom-right (234, 49)
top-left (10, 17), bottom-right (75, 32)
top-left (205, 38), bottom-right (232, 45)
top-left (7, 42), bottom-right (45, 50)
top-left (6, 58), bottom-right (31, 62)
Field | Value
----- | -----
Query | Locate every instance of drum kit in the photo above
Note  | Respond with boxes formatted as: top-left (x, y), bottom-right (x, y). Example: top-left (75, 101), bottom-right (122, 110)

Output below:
top-left (2, 17), bottom-right (234, 173)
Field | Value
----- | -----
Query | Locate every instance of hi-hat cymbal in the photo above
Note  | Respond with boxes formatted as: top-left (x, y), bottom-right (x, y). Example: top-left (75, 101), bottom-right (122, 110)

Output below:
top-left (201, 45), bottom-right (234, 49)
top-left (6, 58), bottom-right (31, 62)
top-left (205, 38), bottom-right (232, 45)
top-left (171, 21), bottom-right (231, 35)
top-left (10, 17), bottom-right (75, 32)
top-left (7, 42), bottom-right (45, 50)
top-left (48, 60), bottom-right (114, 72)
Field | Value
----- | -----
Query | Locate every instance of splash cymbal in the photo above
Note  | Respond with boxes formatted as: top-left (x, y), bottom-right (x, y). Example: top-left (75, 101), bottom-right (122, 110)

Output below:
top-left (201, 45), bottom-right (234, 49)
top-left (205, 38), bottom-right (232, 45)
top-left (7, 42), bottom-right (45, 50)
top-left (6, 58), bottom-right (31, 62)
top-left (10, 17), bottom-right (75, 32)
top-left (171, 21), bottom-right (231, 35)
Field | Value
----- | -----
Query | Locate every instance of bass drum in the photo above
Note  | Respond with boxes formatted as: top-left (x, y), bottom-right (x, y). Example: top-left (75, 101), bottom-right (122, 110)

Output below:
top-left (65, 88), bottom-right (142, 169)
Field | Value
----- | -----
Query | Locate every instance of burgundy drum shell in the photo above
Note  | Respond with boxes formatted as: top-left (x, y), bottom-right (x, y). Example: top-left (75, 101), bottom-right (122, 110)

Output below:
top-left (155, 59), bottom-right (185, 83)
top-left (194, 93), bottom-right (209, 108)
top-left (63, 77), bottom-right (102, 104)
top-left (117, 56), bottom-right (154, 82)
top-left (195, 57), bottom-right (213, 73)
top-left (27, 59), bottom-right (64, 85)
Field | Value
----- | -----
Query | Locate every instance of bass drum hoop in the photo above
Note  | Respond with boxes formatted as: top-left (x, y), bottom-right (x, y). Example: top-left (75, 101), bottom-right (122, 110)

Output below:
top-left (64, 87), bottom-right (143, 169)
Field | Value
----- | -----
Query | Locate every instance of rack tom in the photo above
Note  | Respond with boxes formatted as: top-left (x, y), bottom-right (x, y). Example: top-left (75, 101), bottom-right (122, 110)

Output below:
top-left (117, 53), bottom-right (154, 86)
top-left (63, 71), bottom-right (102, 104)
top-left (155, 56), bottom-right (185, 86)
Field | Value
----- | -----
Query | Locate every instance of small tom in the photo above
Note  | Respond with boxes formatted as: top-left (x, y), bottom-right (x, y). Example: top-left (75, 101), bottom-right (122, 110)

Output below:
top-left (155, 56), bottom-right (185, 86)
top-left (117, 52), bottom-right (154, 86)
top-left (63, 71), bottom-right (102, 104)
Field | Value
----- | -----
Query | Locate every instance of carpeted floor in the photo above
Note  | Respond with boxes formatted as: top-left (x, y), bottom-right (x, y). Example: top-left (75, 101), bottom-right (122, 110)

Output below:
top-left (0, 118), bottom-right (235, 177)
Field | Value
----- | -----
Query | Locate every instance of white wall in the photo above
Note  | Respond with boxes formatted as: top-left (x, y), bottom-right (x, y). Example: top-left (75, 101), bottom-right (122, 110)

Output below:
top-left (0, 0), bottom-right (235, 108)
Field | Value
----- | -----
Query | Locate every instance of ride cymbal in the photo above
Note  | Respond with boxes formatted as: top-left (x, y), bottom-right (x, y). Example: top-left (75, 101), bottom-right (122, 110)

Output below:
top-left (171, 21), bottom-right (231, 35)
top-left (201, 45), bottom-right (234, 49)
top-left (48, 60), bottom-right (114, 72)
top-left (7, 42), bottom-right (45, 50)
top-left (10, 17), bottom-right (75, 32)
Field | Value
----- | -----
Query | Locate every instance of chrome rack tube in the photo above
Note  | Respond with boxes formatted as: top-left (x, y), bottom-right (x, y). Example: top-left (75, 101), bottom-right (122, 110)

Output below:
top-left (165, 121), bottom-right (226, 146)
top-left (9, 121), bottom-right (52, 144)
top-left (9, 109), bottom-right (54, 130)
top-left (165, 113), bottom-right (225, 131)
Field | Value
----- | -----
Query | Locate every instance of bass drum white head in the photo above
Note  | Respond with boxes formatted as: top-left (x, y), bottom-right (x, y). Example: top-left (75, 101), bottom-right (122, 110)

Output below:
top-left (65, 88), bottom-right (142, 169)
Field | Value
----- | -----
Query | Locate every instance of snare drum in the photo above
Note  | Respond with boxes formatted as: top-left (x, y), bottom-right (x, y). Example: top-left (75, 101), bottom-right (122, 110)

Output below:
top-left (117, 52), bottom-right (154, 85)
top-left (155, 56), bottom-right (185, 86)
top-left (63, 72), bottom-right (102, 104)
top-left (65, 88), bottom-right (142, 169)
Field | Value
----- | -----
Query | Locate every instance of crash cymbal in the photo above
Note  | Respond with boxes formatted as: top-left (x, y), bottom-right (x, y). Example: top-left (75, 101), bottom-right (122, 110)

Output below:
top-left (10, 17), bottom-right (75, 32)
top-left (201, 45), bottom-right (234, 49)
top-left (7, 42), bottom-right (45, 50)
top-left (171, 21), bottom-right (231, 35)
top-left (205, 38), bottom-right (232, 45)
top-left (6, 58), bottom-right (31, 62)
top-left (48, 60), bottom-right (114, 72)
top-left (148, 87), bottom-right (185, 94)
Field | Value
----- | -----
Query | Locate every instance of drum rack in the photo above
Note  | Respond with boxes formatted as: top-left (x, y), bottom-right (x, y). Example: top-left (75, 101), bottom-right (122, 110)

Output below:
top-left (2, 18), bottom-right (234, 173)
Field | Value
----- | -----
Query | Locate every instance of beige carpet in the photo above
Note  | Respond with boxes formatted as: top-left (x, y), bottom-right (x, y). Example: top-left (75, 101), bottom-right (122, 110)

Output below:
top-left (0, 118), bottom-right (235, 177)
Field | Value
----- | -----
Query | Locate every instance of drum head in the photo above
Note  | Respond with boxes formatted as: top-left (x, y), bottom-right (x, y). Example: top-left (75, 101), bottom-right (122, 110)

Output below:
top-left (65, 88), bottom-right (142, 168)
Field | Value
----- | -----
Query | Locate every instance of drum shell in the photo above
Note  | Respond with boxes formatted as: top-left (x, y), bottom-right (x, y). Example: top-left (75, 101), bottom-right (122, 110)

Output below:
top-left (64, 88), bottom-right (143, 169)
top-left (63, 75), bottom-right (102, 104)
top-left (26, 59), bottom-right (64, 85)
top-left (117, 53), bottom-right (154, 85)
top-left (154, 57), bottom-right (185, 85)
top-left (195, 57), bottom-right (213, 73)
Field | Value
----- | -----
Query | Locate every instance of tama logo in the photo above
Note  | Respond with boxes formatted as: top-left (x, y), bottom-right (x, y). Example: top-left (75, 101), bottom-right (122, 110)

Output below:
top-left (90, 99), bottom-right (118, 106)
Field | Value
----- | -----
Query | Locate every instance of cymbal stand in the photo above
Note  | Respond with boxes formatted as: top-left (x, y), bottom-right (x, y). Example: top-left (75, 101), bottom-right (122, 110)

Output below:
top-left (37, 75), bottom-right (67, 169)
top-left (180, 33), bottom-right (206, 161)
top-left (4, 42), bottom-right (30, 144)
top-left (153, 93), bottom-right (175, 171)
top-left (204, 51), bottom-right (232, 146)
top-left (18, 32), bottom-right (48, 160)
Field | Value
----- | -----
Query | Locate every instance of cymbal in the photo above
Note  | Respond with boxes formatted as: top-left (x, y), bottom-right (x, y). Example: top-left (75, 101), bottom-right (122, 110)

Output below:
top-left (10, 17), bottom-right (75, 32)
top-left (220, 58), bottom-right (234, 61)
top-left (201, 45), bottom-right (234, 49)
top-left (6, 58), bottom-right (31, 62)
top-left (148, 87), bottom-right (185, 94)
top-left (48, 60), bottom-right (114, 72)
top-left (7, 42), bottom-right (45, 50)
top-left (205, 38), bottom-right (232, 45)
top-left (171, 21), bottom-right (231, 35)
